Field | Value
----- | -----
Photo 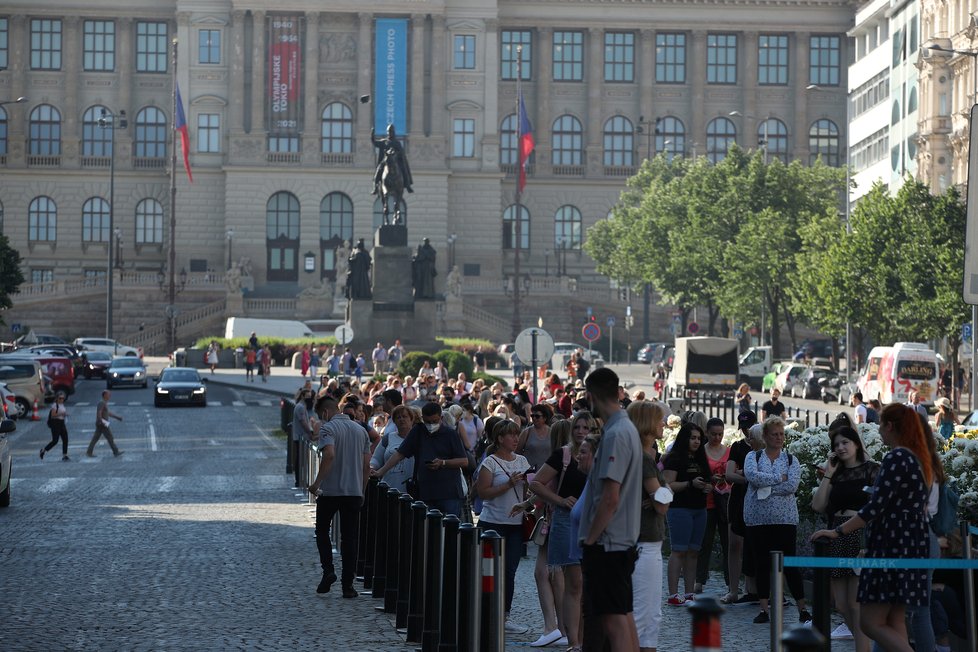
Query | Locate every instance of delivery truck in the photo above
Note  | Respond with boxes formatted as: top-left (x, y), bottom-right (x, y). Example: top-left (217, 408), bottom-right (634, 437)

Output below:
top-left (667, 337), bottom-right (740, 395)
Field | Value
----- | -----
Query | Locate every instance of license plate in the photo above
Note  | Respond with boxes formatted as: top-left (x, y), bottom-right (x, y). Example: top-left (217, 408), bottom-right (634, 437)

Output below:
top-left (173, 394), bottom-right (188, 400)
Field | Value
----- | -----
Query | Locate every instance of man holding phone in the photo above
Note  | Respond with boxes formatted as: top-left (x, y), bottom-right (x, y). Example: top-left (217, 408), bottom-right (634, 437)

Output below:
top-left (371, 401), bottom-right (469, 516)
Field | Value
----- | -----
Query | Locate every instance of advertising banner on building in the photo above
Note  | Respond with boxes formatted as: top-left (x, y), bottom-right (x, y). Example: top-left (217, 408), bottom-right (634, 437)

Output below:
top-left (268, 15), bottom-right (303, 136)
top-left (374, 18), bottom-right (408, 135)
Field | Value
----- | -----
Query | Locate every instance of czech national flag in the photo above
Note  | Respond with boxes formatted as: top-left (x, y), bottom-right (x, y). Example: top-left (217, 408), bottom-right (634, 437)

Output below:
top-left (175, 84), bottom-right (193, 183)
top-left (518, 89), bottom-right (534, 193)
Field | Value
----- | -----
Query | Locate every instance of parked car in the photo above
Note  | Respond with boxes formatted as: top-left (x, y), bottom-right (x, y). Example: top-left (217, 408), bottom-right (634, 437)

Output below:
top-left (154, 367), bottom-right (207, 407)
top-left (26, 345), bottom-right (84, 374)
top-left (82, 351), bottom-right (114, 379)
top-left (774, 362), bottom-right (809, 394)
top-left (790, 367), bottom-right (839, 400)
top-left (106, 357), bottom-right (148, 389)
top-left (72, 337), bottom-right (142, 358)
top-left (820, 376), bottom-right (857, 405)
top-left (637, 342), bottom-right (669, 364)
top-left (957, 410), bottom-right (978, 433)
top-left (0, 417), bottom-right (16, 507)
top-left (14, 333), bottom-right (67, 348)
top-left (0, 359), bottom-right (47, 418)
top-left (0, 354), bottom-right (75, 397)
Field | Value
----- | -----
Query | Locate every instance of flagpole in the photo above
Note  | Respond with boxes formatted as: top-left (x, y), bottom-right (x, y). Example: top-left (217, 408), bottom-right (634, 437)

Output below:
top-left (511, 46), bottom-right (523, 343)
top-left (167, 38), bottom-right (178, 354)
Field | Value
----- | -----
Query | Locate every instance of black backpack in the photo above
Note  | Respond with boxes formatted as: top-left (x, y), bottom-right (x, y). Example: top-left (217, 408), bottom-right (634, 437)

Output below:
top-left (755, 450), bottom-right (794, 466)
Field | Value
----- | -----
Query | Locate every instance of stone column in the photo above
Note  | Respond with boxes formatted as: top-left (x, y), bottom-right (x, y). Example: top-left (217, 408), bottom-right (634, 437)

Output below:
top-left (7, 16), bottom-right (27, 166)
top-left (302, 12), bottom-right (320, 164)
top-left (743, 30), bottom-right (758, 146)
top-left (228, 11), bottom-right (246, 132)
top-left (409, 14), bottom-right (426, 138)
top-left (63, 16), bottom-right (81, 167)
top-left (430, 14), bottom-right (448, 142)
top-left (690, 30), bottom-right (707, 156)
top-left (356, 13), bottom-right (373, 165)
top-left (639, 29), bottom-right (654, 127)
top-left (536, 27), bottom-right (553, 175)
top-left (793, 32), bottom-right (811, 162)
top-left (481, 18), bottom-right (500, 172)
top-left (250, 11), bottom-right (266, 136)
top-left (586, 27), bottom-right (604, 175)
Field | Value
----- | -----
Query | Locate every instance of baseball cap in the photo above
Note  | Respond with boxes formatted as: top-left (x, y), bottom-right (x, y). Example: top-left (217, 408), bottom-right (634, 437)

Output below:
top-left (738, 410), bottom-right (758, 428)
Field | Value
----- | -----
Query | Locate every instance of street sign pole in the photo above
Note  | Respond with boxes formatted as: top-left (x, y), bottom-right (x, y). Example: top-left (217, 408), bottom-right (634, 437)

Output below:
top-left (531, 329), bottom-right (539, 403)
top-left (609, 324), bottom-right (614, 365)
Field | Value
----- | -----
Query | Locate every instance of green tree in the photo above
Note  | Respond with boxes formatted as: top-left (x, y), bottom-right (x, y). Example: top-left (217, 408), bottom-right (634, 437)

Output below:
top-left (0, 235), bottom-right (24, 324)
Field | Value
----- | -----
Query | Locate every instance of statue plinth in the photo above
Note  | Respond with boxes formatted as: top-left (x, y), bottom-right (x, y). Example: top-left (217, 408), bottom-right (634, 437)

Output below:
top-left (375, 224), bottom-right (408, 247)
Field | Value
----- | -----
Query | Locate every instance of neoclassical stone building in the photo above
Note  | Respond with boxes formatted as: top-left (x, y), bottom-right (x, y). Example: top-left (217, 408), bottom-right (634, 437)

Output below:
top-left (0, 0), bottom-right (852, 345)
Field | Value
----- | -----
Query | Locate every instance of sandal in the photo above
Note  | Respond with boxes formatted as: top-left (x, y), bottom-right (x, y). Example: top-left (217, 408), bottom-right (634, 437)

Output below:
top-left (720, 593), bottom-right (738, 604)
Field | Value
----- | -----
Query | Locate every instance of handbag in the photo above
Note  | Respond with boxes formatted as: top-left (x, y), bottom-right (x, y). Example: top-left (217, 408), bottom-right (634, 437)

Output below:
top-left (531, 446), bottom-right (573, 546)
top-left (522, 512), bottom-right (537, 542)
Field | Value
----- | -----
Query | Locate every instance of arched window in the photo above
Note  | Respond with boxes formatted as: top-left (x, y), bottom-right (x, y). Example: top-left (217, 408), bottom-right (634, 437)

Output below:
top-left (655, 116), bottom-right (685, 160)
top-left (554, 205), bottom-right (582, 249)
top-left (29, 104), bottom-right (61, 156)
top-left (809, 119), bottom-right (840, 166)
top-left (135, 198), bottom-right (164, 244)
top-left (891, 100), bottom-right (901, 126)
top-left (603, 116), bottom-right (634, 167)
top-left (29, 196), bottom-right (57, 242)
top-left (552, 114), bottom-right (583, 166)
top-left (502, 204), bottom-right (530, 250)
top-left (908, 87), bottom-right (918, 114)
top-left (320, 192), bottom-right (354, 279)
top-left (82, 197), bottom-right (110, 242)
top-left (0, 107), bottom-right (7, 158)
top-left (500, 114), bottom-right (517, 165)
top-left (373, 196), bottom-right (407, 229)
top-left (321, 102), bottom-right (353, 154)
top-left (266, 192), bottom-right (300, 282)
top-left (134, 106), bottom-right (167, 159)
top-left (759, 118), bottom-right (788, 163)
top-left (706, 117), bottom-right (736, 163)
top-left (82, 105), bottom-right (112, 158)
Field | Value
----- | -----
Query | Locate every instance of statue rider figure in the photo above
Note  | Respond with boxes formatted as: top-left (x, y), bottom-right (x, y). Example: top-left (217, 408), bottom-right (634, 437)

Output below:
top-left (371, 124), bottom-right (414, 196)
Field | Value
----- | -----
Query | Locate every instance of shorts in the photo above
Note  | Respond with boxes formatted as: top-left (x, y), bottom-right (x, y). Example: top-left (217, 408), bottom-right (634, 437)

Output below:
top-left (581, 544), bottom-right (637, 616)
top-left (666, 507), bottom-right (707, 551)
top-left (728, 493), bottom-right (747, 537)
top-left (547, 508), bottom-right (578, 567)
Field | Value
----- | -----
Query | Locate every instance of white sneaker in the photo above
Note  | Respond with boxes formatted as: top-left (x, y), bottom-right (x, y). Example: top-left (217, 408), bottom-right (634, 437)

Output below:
top-left (529, 629), bottom-right (562, 647)
top-left (830, 623), bottom-right (853, 640)
top-left (505, 620), bottom-right (529, 635)
top-left (554, 636), bottom-right (569, 647)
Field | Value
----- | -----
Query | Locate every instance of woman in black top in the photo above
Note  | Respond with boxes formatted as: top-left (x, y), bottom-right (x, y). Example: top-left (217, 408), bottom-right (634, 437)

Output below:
top-left (811, 425), bottom-right (879, 652)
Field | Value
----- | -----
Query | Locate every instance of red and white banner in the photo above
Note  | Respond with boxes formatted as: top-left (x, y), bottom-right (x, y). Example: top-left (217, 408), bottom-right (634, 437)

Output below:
top-left (267, 16), bottom-right (302, 135)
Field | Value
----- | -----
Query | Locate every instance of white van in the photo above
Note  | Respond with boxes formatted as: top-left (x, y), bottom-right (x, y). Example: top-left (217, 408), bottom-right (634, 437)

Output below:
top-left (224, 318), bottom-right (314, 340)
top-left (857, 342), bottom-right (940, 406)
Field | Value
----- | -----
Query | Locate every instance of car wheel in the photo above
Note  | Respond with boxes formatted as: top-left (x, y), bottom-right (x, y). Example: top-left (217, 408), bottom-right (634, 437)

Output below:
top-left (12, 398), bottom-right (29, 419)
top-left (0, 475), bottom-right (9, 508)
top-left (142, 382), bottom-right (148, 389)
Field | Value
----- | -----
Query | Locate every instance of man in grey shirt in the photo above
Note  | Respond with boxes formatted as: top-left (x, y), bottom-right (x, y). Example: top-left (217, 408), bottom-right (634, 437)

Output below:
top-left (308, 394), bottom-right (371, 598)
top-left (579, 367), bottom-right (642, 651)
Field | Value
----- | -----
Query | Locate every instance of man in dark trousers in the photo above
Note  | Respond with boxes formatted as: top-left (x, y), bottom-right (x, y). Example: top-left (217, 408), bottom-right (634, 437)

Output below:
top-left (86, 389), bottom-right (123, 457)
top-left (308, 394), bottom-right (371, 598)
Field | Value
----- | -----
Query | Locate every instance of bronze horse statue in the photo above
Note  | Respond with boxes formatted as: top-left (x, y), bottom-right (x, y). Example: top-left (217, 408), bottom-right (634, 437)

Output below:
top-left (379, 145), bottom-right (405, 225)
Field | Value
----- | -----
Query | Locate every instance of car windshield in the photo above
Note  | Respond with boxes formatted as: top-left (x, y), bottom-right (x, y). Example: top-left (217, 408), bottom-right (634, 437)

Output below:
top-left (111, 358), bottom-right (143, 369)
top-left (162, 370), bottom-right (200, 383)
top-left (86, 352), bottom-right (112, 361)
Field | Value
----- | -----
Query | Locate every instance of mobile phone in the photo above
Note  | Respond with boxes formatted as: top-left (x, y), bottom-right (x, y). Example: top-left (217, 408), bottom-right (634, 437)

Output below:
top-left (862, 485), bottom-right (875, 494)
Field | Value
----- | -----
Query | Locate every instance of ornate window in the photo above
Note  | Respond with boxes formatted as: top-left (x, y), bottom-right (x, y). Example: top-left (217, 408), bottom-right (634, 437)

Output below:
top-left (553, 31), bottom-right (584, 81)
top-left (554, 205), bottom-right (582, 249)
top-left (501, 30), bottom-right (532, 81)
top-left (136, 22), bottom-right (168, 73)
top-left (134, 107), bottom-right (167, 159)
top-left (809, 35), bottom-right (841, 86)
top-left (82, 105), bottom-right (112, 157)
top-left (552, 114), bottom-right (583, 166)
top-left (655, 116), bottom-right (685, 160)
top-left (706, 117), bottom-right (737, 163)
top-left (266, 192), bottom-right (300, 282)
top-left (809, 119), bottom-right (840, 166)
top-left (603, 116), bottom-right (634, 166)
top-left (758, 35), bottom-right (788, 85)
top-left (82, 197), bottom-right (110, 242)
top-left (655, 33), bottom-right (686, 83)
top-left (320, 192), bottom-right (353, 279)
top-left (31, 19), bottom-right (62, 70)
top-left (29, 196), bottom-right (57, 242)
top-left (759, 118), bottom-right (788, 163)
top-left (502, 205), bottom-right (530, 250)
top-left (707, 33), bottom-right (737, 84)
top-left (29, 104), bottom-right (61, 156)
top-left (135, 198), bottom-right (164, 244)
top-left (321, 102), bottom-right (353, 154)
top-left (604, 32), bottom-right (634, 82)
top-left (83, 20), bottom-right (115, 71)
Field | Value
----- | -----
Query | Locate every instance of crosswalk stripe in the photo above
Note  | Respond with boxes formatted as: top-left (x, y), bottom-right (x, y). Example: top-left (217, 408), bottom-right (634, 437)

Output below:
top-left (257, 400), bottom-right (272, 407)
top-left (231, 401), bottom-right (246, 407)
top-left (209, 401), bottom-right (222, 406)
top-left (37, 478), bottom-right (74, 494)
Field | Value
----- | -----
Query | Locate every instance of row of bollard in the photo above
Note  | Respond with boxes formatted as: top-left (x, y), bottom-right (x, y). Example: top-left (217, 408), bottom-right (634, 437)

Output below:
top-left (353, 477), bottom-right (506, 652)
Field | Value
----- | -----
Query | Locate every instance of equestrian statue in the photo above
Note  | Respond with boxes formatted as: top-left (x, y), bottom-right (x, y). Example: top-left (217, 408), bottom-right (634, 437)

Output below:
top-left (371, 124), bottom-right (414, 226)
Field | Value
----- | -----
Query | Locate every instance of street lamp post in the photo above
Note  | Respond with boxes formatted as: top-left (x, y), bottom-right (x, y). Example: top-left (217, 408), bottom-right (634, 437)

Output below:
top-left (98, 108), bottom-right (127, 340)
top-left (446, 232), bottom-right (457, 273)
top-left (226, 228), bottom-right (234, 270)
top-left (929, 43), bottom-right (978, 407)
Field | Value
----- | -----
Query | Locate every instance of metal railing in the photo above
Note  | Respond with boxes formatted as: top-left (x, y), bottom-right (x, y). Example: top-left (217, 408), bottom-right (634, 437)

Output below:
top-left (664, 386), bottom-right (836, 428)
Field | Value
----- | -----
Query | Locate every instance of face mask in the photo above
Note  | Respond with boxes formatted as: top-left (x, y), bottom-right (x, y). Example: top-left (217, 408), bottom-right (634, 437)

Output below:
top-left (425, 423), bottom-right (439, 433)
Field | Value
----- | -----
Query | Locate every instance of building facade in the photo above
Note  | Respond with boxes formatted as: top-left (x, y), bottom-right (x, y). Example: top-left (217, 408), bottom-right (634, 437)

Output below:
top-left (0, 0), bottom-right (853, 345)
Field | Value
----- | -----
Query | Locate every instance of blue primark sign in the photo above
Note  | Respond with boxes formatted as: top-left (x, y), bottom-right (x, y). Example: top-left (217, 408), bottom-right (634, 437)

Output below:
top-left (375, 18), bottom-right (408, 135)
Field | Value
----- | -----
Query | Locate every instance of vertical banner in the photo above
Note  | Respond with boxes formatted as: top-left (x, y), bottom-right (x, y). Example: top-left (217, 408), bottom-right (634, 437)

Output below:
top-left (374, 18), bottom-right (408, 135)
top-left (268, 15), bottom-right (303, 138)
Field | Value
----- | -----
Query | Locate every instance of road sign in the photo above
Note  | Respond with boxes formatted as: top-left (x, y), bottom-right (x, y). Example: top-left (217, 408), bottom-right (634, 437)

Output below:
top-left (334, 323), bottom-right (355, 345)
top-left (607, 316), bottom-right (616, 328)
top-left (582, 322), bottom-right (601, 342)
top-left (688, 322), bottom-right (700, 335)
top-left (965, 324), bottom-right (973, 342)
top-left (586, 306), bottom-right (593, 319)
top-left (515, 327), bottom-right (555, 368)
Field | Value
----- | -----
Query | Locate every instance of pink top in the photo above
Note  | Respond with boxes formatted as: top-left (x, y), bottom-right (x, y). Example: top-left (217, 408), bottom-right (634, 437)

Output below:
top-left (705, 446), bottom-right (731, 509)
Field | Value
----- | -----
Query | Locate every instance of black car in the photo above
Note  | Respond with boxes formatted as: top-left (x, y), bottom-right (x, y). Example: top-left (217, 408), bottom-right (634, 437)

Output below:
top-left (82, 351), bottom-right (113, 379)
top-left (790, 367), bottom-right (839, 400)
top-left (106, 357), bottom-right (148, 389)
top-left (154, 367), bottom-right (207, 407)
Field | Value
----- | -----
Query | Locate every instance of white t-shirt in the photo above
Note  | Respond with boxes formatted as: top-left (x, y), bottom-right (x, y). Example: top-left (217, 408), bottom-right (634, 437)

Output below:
top-left (479, 453), bottom-right (530, 525)
top-left (854, 403), bottom-right (867, 423)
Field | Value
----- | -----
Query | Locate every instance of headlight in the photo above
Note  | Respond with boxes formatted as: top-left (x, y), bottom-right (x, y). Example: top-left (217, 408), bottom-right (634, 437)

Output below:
top-left (134, 371), bottom-right (144, 378)
top-left (111, 372), bottom-right (119, 378)
top-left (156, 388), bottom-right (169, 394)
top-left (192, 387), bottom-right (206, 394)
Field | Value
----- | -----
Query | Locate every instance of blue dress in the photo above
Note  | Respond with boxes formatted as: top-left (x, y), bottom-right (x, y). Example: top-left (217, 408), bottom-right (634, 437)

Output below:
top-left (856, 448), bottom-right (929, 605)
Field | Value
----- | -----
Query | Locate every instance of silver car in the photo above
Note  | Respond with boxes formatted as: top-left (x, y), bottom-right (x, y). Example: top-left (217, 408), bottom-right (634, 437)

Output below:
top-left (0, 417), bottom-right (17, 507)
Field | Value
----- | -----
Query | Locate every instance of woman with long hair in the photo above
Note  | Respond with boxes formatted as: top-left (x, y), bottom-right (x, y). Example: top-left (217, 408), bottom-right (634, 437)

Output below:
top-left (811, 425), bottom-right (880, 652)
top-left (369, 405), bottom-right (418, 493)
top-left (662, 422), bottom-right (710, 606)
top-left (812, 404), bottom-right (933, 652)
top-left (696, 417), bottom-right (731, 594)
top-left (626, 400), bottom-right (669, 652)
top-left (736, 383), bottom-right (752, 412)
top-left (934, 397), bottom-right (957, 440)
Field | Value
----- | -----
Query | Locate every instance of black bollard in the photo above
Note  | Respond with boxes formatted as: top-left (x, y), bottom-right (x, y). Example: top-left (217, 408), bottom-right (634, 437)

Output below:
top-left (357, 477), bottom-right (377, 578)
top-left (406, 501), bottom-right (429, 644)
top-left (456, 523), bottom-right (481, 652)
top-left (480, 530), bottom-right (505, 652)
top-left (395, 494), bottom-right (414, 630)
top-left (688, 594), bottom-right (724, 651)
top-left (371, 481), bottom-right (391, 598)
top-left (421, 509), bottom-right (445, 652)
top-left (812, 538), bottom-right (832, 640)
top-left (439, 515), bottom-right (461, 652)
top-left (383, 488), bottom-right (402, 613)
top-left (781, 626), bottom-right (827, 652)
top-left (361, 477), bottom-right (380, 589)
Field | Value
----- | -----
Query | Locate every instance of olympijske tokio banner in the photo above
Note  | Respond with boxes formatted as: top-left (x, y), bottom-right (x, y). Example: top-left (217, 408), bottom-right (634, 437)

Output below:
top-left (268, 15), bottom-right (302, 137)
top-left (374, 18), bottom-right (408, 135)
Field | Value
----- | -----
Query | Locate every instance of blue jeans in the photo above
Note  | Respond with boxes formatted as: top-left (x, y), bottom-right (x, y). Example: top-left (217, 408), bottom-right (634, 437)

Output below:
top-left (427, 498), bottom-right (463, 518)
top-left (477, 520), bottom-right (523, 614)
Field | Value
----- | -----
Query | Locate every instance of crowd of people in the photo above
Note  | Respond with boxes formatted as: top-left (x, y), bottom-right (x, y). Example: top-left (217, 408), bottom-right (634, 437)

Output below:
top-left (293, 351), bottom-right (969, 652)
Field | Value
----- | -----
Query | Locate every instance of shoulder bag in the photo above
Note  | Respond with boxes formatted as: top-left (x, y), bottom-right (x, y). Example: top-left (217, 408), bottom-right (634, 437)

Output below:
top-left (530, 446), bottom-right (572, 545)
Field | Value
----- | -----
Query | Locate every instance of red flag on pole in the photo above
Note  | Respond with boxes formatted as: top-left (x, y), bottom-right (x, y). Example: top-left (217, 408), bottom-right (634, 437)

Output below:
top-left (175, 84), bottom-right (193, 183)
top-left (518, 89), bottom-right (535, 193)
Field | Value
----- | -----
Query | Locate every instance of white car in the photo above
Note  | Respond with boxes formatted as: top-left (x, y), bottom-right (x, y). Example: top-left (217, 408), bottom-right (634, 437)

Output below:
top-left (0, 417), bottom-right (16, 507)
top-left (0, 382), bottom-right (16, 418)
top-left (72, 337), bottom-right (142, 358)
